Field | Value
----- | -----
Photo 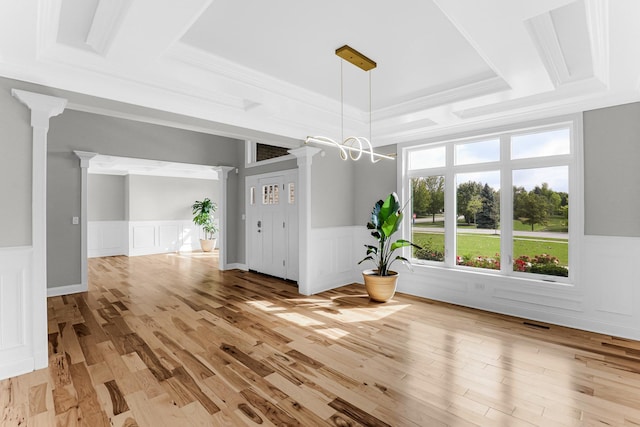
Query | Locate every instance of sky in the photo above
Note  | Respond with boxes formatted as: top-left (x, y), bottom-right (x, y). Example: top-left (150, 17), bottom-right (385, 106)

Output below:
top-left (410, 128), bottom-right (570, 193)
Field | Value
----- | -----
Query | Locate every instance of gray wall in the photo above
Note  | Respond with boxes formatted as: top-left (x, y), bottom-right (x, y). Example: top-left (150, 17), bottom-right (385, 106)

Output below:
top-left (584, 102), bottom-right (640, 237)
top-left (128, 175), bottom-right (219, 221)
top-left (47, 109), bottom-right (241, 288)
top-left (0, 82), bottom-right (33, 247)
top-left (310, 151), bottom-right (356, 227)
top-left (88, 174), bottom-right (125, 221)
top-left (353, 144), bottom-right (398, 226)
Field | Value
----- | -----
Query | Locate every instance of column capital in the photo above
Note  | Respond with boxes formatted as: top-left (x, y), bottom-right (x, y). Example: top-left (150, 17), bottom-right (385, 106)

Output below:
top-left (288, 146), bottom-right (322, 167)
top-left (74, 151), bottom-right (98, 168)
top-left (11, 89), bottom-right (67, 129)
top-left (215, 166), bottom-right (236, 179)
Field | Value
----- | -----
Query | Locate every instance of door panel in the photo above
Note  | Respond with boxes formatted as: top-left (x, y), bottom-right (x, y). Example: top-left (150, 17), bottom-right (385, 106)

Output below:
top-left (0, 248), bottom-right (35, 380)
top-left (245, 171), bottom-right (298, 281)
top-left (258, 177), bottom-right (285, 278)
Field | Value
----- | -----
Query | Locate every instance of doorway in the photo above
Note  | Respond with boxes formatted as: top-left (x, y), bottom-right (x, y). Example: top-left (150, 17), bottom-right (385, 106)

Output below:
top-left (79, 154), bottom-right (230, 293)
top-left (246, 169), bottom-right (298, 281)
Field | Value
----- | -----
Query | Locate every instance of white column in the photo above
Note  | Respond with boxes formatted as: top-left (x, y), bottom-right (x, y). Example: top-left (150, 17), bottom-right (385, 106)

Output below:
top-left (288, 146), bottom-right (321, 295)
top-left (11, 89), bottom-right (67, 369)
top-left (215, 166), bottom-right (235, 270)
top-left (74, 151), bottom-right (98, 292)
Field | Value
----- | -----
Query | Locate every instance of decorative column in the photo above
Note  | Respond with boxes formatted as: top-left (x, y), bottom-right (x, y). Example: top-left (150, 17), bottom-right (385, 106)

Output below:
top-left (215, 166), bottom-right (235, 271)
top-left (12, 89), bottom-right (67, 369)
top-left (74, 151), bottom-right (98, 292)
top-left (288, 146), bottom-right (321, 295)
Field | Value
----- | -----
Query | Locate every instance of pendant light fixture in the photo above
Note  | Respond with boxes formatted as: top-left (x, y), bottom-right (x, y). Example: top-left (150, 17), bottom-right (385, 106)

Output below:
top-left (305, 45), bottom-right (396, 163)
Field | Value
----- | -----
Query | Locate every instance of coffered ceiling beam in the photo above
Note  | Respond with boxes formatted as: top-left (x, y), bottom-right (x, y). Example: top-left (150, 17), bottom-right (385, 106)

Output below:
top-left (432, 0), bottom-right (574, 98)
top-left (104, 0), bottom-right (213, 67)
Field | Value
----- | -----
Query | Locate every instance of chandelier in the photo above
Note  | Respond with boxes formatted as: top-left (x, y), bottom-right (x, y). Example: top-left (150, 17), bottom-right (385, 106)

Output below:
top-left (305, 45), bottom-right (396, 163)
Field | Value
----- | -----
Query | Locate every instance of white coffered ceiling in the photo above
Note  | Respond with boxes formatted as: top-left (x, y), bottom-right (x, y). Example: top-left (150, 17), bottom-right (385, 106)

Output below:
top-left (0, 0), bottom-right (639, 146)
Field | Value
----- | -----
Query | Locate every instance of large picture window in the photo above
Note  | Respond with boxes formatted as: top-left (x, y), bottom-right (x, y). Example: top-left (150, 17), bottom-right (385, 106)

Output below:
top-left (405, 122), bottom-right (578, 283)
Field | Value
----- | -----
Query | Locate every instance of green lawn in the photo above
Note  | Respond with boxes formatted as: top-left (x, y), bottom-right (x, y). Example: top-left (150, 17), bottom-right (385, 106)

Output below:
top-left (513, 216), bottom-right (568, 232)
top-left (414, 216), bottom-right (568, 233)
top-left (412, 231), bottom-right (568, 266)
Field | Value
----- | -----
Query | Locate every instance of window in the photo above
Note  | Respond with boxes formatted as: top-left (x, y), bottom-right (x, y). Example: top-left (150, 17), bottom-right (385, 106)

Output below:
top-left (408, 145), bottom-right (445, 170)
top-left (411, 175), bottom-right (445, 262)
top-left (262, 184), bottom-right (279, 205)
top-left (512, 166), bottom-right (568, 277)
top-left (246, 141), bottom-right (294, 167)
top-left (455, 139), bottom-right (500, 165)
top-left (256, 143), bottom-right (290, 162)
top-left (288, 183), bottom-right (295, 204)
top-left (405, 122), bottom-right (577, 283)
top-left (456, 171), bottom-right (500, 270)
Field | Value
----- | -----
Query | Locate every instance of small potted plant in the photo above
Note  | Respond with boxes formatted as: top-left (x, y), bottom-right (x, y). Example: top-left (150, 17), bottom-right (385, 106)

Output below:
top-left (192, 198), bottom-right (218, 252)
top-left (359, 192), bottom-right (421, 302)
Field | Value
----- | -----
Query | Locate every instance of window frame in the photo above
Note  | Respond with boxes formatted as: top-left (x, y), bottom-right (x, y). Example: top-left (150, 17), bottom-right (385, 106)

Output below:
top-left (401, 117), bottom-right (582, 286)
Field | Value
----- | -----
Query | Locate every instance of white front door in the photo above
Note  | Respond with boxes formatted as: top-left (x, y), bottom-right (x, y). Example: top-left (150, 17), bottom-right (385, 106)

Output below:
top-left (246, 170), bottom-right (298, 281)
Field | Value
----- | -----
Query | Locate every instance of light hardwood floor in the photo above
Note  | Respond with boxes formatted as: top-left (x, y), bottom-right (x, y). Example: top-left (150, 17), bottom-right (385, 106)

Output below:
top-left (2, 253), bottom-right (640, 426)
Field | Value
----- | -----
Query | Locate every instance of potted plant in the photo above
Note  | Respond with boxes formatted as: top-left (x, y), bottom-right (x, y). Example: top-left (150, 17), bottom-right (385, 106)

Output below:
top-left (358, 192), bottom-right (421, 302)
top-left (192, 198), bottom-right (218, 252)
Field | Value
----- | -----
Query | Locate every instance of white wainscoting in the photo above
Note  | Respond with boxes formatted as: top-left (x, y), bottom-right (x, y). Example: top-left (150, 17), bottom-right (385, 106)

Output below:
top-left (307, 226), bottom-right (362, 295)
top-left (0, 246), bottom-right (36, 380)
top-left (88, 221), bottom-right (127, 257)
top-left (129, 220), bottom-right (202, 257)
top-left (582, 235), bottom-right (640, 322)
top-left (308, 227), bottom-right (640, 341)
top-left (89, 220), bottom-right (207, 258)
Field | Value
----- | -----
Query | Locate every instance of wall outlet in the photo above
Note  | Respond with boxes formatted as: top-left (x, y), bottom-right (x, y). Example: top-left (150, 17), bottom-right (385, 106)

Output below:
top-left (72, 216), bottom-right (79, 225)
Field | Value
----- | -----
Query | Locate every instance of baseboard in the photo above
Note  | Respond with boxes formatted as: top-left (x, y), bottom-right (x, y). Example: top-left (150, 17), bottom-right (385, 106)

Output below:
top-left (225, 263), bottom-right (248, 271)
top-left (88, 249), bottom-right (126, 258)
top-left (0, 358), bottom-right (35, 381)
top-left (47, 283), bottom-right (85, 297)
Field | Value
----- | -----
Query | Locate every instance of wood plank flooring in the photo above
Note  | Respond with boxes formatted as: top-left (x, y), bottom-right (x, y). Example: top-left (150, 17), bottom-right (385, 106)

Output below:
top-left (2, 252), bottom-right (640, 426)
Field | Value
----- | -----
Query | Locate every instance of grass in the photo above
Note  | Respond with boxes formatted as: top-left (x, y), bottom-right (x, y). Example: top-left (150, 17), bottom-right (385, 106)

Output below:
top-left (412, 230), bottom-right (568, 266)
top-left (513, 216), bottom-right (568, 232)
top-left (413, 216), bottom-right (568, 233)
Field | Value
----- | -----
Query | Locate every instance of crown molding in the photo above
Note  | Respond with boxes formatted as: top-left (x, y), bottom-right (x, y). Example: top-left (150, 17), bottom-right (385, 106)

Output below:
top-left (383, 90), bottom-right (640, 147)
top-left (374, 73), bottom-right (510, 121)
top-left (38, 43), bottom-right (245, 111)
top-left (453, 76), bottom-right (607, 120)
top-left (164, 42), bottom-right (343, 117)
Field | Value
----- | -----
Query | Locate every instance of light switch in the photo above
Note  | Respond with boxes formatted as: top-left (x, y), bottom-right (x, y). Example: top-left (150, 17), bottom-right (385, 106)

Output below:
top-left (72, 216), bottom-right (79, 225)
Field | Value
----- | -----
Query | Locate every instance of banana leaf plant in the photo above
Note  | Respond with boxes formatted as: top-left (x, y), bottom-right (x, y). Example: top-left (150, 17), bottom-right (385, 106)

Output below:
top-left (358, 192), bottom-right (422, 276)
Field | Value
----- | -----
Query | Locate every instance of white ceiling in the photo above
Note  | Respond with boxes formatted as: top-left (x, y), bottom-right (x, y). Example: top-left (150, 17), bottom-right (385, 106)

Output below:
top-left (1, 0), bottom-right (639, 147)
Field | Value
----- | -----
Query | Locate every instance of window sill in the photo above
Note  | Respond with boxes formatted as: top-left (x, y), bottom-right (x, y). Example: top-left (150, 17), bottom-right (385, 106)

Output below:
top-left (410, 260), bottom-right (576, 290)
